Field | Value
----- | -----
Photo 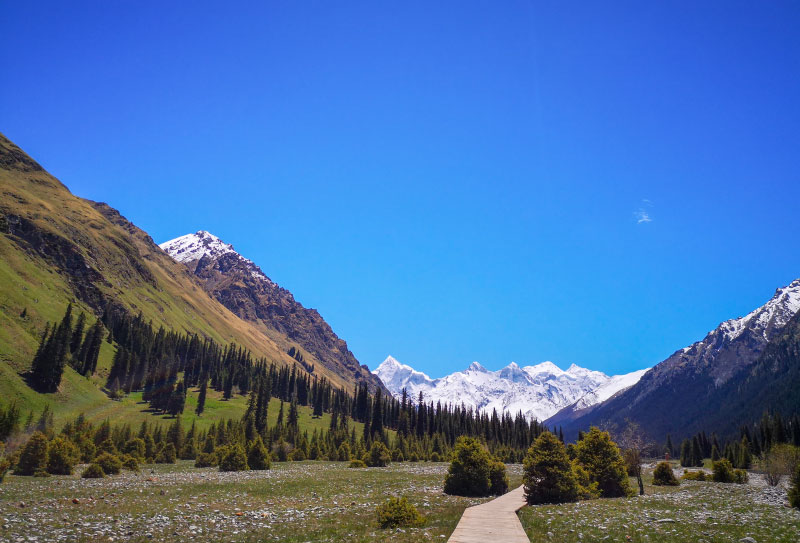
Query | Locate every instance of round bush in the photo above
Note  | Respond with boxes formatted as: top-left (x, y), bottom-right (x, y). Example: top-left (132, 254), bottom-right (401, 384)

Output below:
top-left (121, 454), bottom-right (140, 472)
top-left (194, 451), bottom-right (217, 468)
top-left (247, 437), bottom-right (271, 470)
top-left (652, 462), bottom-right (679, 486)
top-left (573, 427), bottom-right (632, 498)
top-left (81, 463), bottom-right (105, 478)
top-left (337, 442), bottom-right (352, 461)
top-left (15, 432), bottom-right (49, 476)
top-left (289, 448), bottom-right (306, 461)
top-left (47, 436), bottom-right (80, 475)
top-left (366, 441), bottom-right (391, 467)
top-left (444, 437), bottom-right (492, 497)
top-left (218, 444), bottom-right (248, 472)
top-left (155, 443), bottom-right (177, 464)
top-left (733, 469), bottom-right (748, 484)
top-left (681, 469), bottom-right (706, 481)
top-left (349, 459), bottom-right (367, 468)
top-left (376, 497), bottom-right (425, 529)
top-left (712, 459), bottom-right (735, 483)
top-left (489, 459), bottom-right (509, 495)
top-left (523, 432), bottom-right (578, 505)
top-left (94, 452), bottom-right (122, 475)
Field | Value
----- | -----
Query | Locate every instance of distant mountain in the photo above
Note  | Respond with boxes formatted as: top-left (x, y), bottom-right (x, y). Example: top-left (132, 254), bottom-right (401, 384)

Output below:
top-left (160, 231), bottom-right (386, 393)
top-left (554, 278), bottom-right (800, 440)
top-left (373, 356), bottom-right (647, 421)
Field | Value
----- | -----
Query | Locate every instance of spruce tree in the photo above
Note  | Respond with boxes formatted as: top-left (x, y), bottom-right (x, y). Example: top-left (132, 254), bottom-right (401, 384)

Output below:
top-left (196, 378), bottom-right (208, 416)
top-left (522, 431), bottom-right (578, 504)
top-left (573, 427), bottom-right (632, 498)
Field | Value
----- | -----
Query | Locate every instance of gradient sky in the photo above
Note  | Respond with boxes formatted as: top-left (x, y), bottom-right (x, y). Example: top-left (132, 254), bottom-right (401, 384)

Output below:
top-left (3, 2), bottom-right (800, 377)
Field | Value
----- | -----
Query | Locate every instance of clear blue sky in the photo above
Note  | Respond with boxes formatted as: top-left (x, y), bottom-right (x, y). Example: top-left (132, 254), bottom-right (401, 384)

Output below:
top-left (3, 2), bottom-right (799, 377)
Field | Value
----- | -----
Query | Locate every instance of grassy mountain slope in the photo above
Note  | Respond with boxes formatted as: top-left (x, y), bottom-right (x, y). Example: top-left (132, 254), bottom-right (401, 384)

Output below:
top-left (0, 132), bottom-right (366, 426)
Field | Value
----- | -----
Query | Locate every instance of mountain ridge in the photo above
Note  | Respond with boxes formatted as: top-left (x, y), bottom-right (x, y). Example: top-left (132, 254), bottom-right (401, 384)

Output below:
top-left (374, 356), bottom-right (648, 421)
top-left (159, 231), bottom-right (387, 393)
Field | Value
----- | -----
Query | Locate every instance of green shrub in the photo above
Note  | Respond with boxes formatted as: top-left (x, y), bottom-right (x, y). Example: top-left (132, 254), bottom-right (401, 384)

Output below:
top-left (365, 441), bottom-right (391, 467)
top-left (733, 469), bottom-right (748, 484)
top-left (218, 444), bottom-right (248, 472)
top-left (652, 462), bottom-right (679, 486)
top-left (523, 432), bottom-right (578, 505)
top-left (46, 436), bottom-right (80, 475)
top-left (247, 437), bottom-right (271, 470)
top-left (572, 461), bottom-right (600, 500)
top-left (337, 442), bottom-right (352, 461)
top-left (121, 454), bottom-right (140, 472)
top-left (155, 443), bottom-right (177, 464)
top-left (789, 464), bottom-right (800, 509)
top-left (272, 439), bottom-right (290, 462)
top-left (681, 469), bottom-right (707, 481)
top-left (179, 439), bottom-right (197, 460)
top-left (376, 497), bottom-right (425, 529)
top-left (122, 438), bottom-right (146, 460)
top-left (81, 463), bottom-right (105, 478)
top-left (349, 459), bottom-right (367, 468)
top-left (712, 459), bottom-right (735, 483)
top-left (289, 448), bottom-right (307, 461)
top-left (408, 452), bottom-right (419, 462)
top-left (94, 452), bottom-right (122, 475)
top-left (0, 457), bottom-right (10, 483)
top-left (33, 469), bottom-right (51, 477)
top-left (430, 452), bottom-right (441, 462)
top-left (194, 451), bottom-right (217, 468)
top-left (14, 431), bottom-right (49, 475)
top-left (573, 427), bottom-right (633, 498)
top-left (444, 437), bottom-right (492, 497)
top-left (489, 459), bottom-right (509, 495)
top-left (96, 438), bottom-right (118, 456)
top-left (391, 448), bottom-right (404, 462)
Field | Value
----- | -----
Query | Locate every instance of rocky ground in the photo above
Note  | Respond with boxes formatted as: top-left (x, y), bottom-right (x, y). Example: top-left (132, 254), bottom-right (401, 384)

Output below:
top-left (0, 461), bottom-right (522, 543)
top-left (517, 465), bottom-right (800, 543)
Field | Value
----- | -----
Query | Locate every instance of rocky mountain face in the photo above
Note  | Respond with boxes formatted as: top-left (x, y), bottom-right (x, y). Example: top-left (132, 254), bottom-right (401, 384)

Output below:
top-left (554, 278), bottom-right (800, 440)
top-left (373, 355), bottom-right (647, 421)
top-left (160, 232), bottom-right (386, 393)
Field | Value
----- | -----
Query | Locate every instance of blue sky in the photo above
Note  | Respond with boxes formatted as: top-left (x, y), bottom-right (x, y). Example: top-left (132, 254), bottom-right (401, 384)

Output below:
top-left (2, 2), bottom-right (799, 377)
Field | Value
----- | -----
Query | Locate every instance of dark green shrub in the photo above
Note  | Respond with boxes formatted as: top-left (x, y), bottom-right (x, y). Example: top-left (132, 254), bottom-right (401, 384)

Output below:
top-left (289, 448), bottom-right (306, 461)
top-left (47, 436), bottom-right (80, 475)
top-left (376, 497), bottom-right (425, 529)
top-left (272, 439), bottom-right (290, 462)
top-left (122, 438), bottom-right (146, 460)
top-left (573, 427), bottom-right (633, 498)
top-left (733, 469), bottom-right (748, 484)
top-left (489, 459), bottom-right (509, 495)
top-left (391, 448), bottom-right (404, 462)
top-left (81, 463), bottom-right (105, 478)
top-left (155, 443), bottom-right (177, 464)
top-left (33, 469), bottom-right (51, 477)
top-left (194, 451), bottom-right (217, 468)
top-left (409, 452), bottom-right (419, 462)
top-left (366, 441), bottom-right (391, 467)
top-left (444, 437), bottom-right (492, 497)
top-left (179, 439), bottom-right (197, 460)
top-left (789, 464), bottom-right (800, 509)
top-left (430, 452), bottom-right (441, 462)
top-left (337, 442), bottom-right (352, 461)
top-left (247, 437), bottom-right (271, 470)
top-left (349, 459), bottom-right (367, 468)
top-left (14, 431), bottom-right (49, 475)
top-left (121, 454), bottom-right (140, 472)
top-left (523, 432), bottom-right (578, 505)
top-left (681, 470), bottom-right (706, 481)
top-left (0, 457), bottom-right (10, 483)
top-left (652, 462), bottom-right (679, 486)
top-left (95, 452), bottom-right (122, 475)
top-left (218, 444), bottom-right (248, 472)
top-left (712, 459), bottom-right (735, 483)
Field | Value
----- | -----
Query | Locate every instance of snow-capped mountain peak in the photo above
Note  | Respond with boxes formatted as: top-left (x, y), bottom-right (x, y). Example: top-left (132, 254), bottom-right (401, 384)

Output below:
top-left (373, 356), bottom-right (648, 421)
top-left (159, 231), bottom-right (272, 283)
top-left (715, 278), bottom-right (800, 342)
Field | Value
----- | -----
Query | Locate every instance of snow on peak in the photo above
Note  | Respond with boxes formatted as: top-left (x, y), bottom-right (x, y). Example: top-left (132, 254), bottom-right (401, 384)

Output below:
top-left (160, 231), bottom-right (273, 283)
top-left (373, 356), bottom-right (648, 421)
top-left (160, 231), bottom-right (235, 263)
top-left (712, 278), bottom-right (800, 342)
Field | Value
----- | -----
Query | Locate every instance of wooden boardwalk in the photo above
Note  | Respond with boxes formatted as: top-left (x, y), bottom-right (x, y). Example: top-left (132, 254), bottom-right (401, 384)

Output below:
top-left (447, 485), bottom-right (530, 543)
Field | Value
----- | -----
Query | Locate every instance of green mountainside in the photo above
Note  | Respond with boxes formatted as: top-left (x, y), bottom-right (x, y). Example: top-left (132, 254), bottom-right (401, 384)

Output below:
top-left (0, 133), bottom-right (375, 428)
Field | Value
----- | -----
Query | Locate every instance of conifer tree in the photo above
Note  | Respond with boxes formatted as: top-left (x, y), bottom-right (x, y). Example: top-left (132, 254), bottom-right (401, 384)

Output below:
top-left (196, 378), bottom-right (208, 416)
top-left (523, 431), bottom-right (578, 504)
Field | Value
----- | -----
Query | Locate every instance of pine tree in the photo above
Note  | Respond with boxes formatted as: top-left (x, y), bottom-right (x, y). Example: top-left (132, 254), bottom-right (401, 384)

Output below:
top-left (679, 438), bottom-right (691, 467)
top-left (523, 431), bottom-right (578, 504)
top-left (70, 313), bottom-right (86, 355)
top-left (196, 378), bottom-right (208, 416)
top-left (573, 427), bottom-right (632, 498)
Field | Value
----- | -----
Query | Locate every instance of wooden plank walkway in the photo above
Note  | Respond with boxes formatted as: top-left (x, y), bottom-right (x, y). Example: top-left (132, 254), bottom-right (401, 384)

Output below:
top-left (447, 485), bottom-right (530, 543)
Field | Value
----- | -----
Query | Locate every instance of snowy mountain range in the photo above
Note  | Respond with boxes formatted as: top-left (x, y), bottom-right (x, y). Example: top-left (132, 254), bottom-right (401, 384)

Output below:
top-left (552, 277), bottom-right (800, 438)
top-left (373, 356), bottom-right (648, 421)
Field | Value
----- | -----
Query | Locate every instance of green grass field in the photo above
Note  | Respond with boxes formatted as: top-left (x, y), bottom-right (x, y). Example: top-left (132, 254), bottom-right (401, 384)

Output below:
top-left (0, 461), bottom-right (522, 542)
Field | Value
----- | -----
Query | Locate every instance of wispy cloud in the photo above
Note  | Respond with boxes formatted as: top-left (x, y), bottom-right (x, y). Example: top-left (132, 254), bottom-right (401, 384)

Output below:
top-left (634, 199), bottom-right (653, 224)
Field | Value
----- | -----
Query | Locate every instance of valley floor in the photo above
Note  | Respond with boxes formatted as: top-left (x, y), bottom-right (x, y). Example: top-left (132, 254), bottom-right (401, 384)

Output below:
top-left (1, 462), bottom-right (798, 543)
